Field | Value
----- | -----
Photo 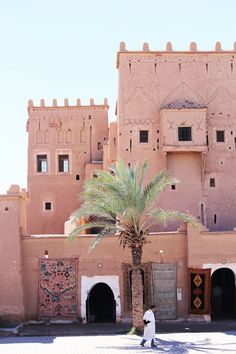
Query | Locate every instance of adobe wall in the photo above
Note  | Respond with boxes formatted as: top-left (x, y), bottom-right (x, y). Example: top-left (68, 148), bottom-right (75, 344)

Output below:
top-left (116, 42), bottom-right (236, 232)
top-left (26, 99), bottom-right (109, 234)
top-left (187, 223), bottom-right (236, 270)
top-left (21, 231), bottom-right (187, 320)
top-left (0, 186), bottom-right (27, 320)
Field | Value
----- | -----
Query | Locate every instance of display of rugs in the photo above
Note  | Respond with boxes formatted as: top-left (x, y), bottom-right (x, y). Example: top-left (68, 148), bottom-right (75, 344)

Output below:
top-left (188, 268), bottom-right (211, 314)
top-left (38, 258), bottom-right (77, 319)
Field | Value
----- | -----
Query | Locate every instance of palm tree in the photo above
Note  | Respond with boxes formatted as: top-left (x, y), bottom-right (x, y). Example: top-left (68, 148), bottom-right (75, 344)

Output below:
top-left (69, 160), bottom-right (198, 330)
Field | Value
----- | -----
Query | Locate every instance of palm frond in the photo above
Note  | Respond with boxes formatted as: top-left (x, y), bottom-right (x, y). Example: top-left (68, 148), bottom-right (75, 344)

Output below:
top-left (150, 209), bottom-right (199, 228)
top-left (89, 225), bottom-right (119, 251)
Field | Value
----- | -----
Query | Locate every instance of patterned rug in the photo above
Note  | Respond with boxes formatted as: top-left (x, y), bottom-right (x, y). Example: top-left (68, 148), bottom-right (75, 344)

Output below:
top-left (38, 258), bottom-right (77, 319)
top-left (188, 268), bottom-right (211, 314)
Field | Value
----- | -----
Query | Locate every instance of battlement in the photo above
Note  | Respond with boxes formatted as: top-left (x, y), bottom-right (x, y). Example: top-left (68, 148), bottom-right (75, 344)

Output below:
top-left (117, 41), bottom-right (236, 67)
top-left (28, 98), bottom-right (109, 110)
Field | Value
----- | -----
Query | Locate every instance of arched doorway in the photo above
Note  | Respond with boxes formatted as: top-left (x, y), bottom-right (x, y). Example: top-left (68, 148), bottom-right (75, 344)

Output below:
top-left (86, 282), bottom-right (116, 322)
top-left (211, 268), bottom-right (235, 320)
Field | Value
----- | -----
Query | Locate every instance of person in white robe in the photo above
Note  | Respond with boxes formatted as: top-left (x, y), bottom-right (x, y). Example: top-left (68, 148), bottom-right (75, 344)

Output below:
top-left (140, 304), bottom-right (157, 348)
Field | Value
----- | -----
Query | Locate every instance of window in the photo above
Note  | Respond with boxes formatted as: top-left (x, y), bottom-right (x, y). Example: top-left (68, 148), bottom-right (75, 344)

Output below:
top-left (139, 130), bottom-right (149, 143)
top-left (216, 130), bottom-right (225, 142)
top-left (44, 202), bottom-right (52, 211)
top-left (171, 184), bottom-right (176, 190)
top-left (178, 127), bottom-right (192, 141)
top-left (37, 155), bottom-right (48, 173)
top-left (210, 178), bottom-right (215, 187)
top-left (58, 154), bottom-right (69, 173)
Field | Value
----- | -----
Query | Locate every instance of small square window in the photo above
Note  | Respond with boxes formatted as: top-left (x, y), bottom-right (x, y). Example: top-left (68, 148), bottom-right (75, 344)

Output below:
top-left (171, 184), bottom-right (176, 190)
top-left (58, 154), bottom-right (69, 173)
top-left (216, 130), bottom-right (225, 142)
top-left (44, 202), bottom-right (52, 211)
top-left (37, 155), bottom-right (48, 173)
top-left (139, 130), bottom-right (149, 143)
top-left (210, 178), bottom-right (215, 187)
top-left (178, 127), bottom-right (192, 141)
top-left (76, 174), bottom-right (80, 180)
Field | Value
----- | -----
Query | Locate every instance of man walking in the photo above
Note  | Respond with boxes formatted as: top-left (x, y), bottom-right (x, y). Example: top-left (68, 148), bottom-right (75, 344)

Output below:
top-left (140, 304), bottom-right (157, 348)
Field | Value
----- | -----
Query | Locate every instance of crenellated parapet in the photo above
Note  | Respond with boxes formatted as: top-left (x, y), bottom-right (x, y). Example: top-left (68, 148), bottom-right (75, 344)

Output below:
top-left (117, 41), bottom-right (236, 67)
top-left (27, 98), bottom-right (109, 110)
top-left (118, 41), bottom-right (236, 52)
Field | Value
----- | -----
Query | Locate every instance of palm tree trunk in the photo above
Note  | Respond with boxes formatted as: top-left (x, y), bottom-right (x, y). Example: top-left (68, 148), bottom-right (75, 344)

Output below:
top-left (131, 245), bottom-right (143, 331)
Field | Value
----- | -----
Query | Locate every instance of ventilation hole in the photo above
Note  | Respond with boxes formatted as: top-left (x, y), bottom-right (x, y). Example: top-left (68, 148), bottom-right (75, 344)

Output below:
top-left (231, 131), bottom-right (233, 135)
top-left (89, 115), bottom-right (91, 119)
top-left (153, 148), bottom-right (156, 151)
top-left (129, 63), bottom-right (131, 74)
top-left (231, 62), bottom-right (234, 73)
top-left (178, 62), bottom-right (181, 72)
top-left (130, 130), bottom-right (132, 133)
top-left (200, 203), bottom-right (204, 225)
top-left (157, 130), bottom-right (159, 133)
top-left (229, 147), bottom-right (232, 150)
top-left (171, 185), bottom-right (176, 190)
top-left (126, 148), bottom-right (128, 151)
top-left (128, 163), bottom-right (130, 167)
top-left (214, 214), bottom-right (217, 224)
top-left (130, 139), bottom-right (132, 153)
top-left (206, 62), bottom-right (208, 73)
top-left (210, 178), bottom-right (215, 187)
top-left (76, 174), bottom-right (80, 180)
top-left (5, 206), bottom-right (9, 211)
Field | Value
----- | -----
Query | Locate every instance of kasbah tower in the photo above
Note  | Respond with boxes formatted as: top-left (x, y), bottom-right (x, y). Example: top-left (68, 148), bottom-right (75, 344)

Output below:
top-left (1, 41), bottom-right (236, 323)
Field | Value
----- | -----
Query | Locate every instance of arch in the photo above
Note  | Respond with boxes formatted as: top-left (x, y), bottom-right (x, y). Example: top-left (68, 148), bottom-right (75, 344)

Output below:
top-left (86, 282), bottom-right (116, 322)
top-left (36, 130), bottom-right (43, 144)
top-left (211, 267), bottom-right (235, 320)
top-left (81, 275), bottom-right (121, 321)
top-left (65, 129), bottom-right (72, 143)
top-left (58, 130), bottom-right (64, 143)
top-left (44, 129), bottom-right (50, 144)
top-left (80, 128), bottom-right (86, 143)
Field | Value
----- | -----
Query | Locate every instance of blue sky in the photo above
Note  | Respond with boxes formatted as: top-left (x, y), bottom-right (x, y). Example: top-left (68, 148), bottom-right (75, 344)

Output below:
top-left (0, 0), bottom-right (236, 193)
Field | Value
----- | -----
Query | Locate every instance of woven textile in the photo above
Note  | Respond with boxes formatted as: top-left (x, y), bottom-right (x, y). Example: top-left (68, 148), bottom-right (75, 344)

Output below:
top-left (188, 268), bottom-right (211, 314)
top-left (38, 258), bottom-right (77, 319)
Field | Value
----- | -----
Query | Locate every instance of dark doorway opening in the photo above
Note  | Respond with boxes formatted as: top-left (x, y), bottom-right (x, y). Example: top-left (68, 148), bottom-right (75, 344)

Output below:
top-left (211, 268), bottom-right (235, 320)
top-left (86, 282), bottom-right (116, 322)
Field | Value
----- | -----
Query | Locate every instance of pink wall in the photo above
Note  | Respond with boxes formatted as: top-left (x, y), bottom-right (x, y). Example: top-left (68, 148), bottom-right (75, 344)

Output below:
top-left (116, 43), bottom-right (236, 231)
top-left (0, 187), bottom-right (27, 320)
top-left (21, 231), bottom-right (187, 319)
top-left (26, 99), bottom-right (108, 234)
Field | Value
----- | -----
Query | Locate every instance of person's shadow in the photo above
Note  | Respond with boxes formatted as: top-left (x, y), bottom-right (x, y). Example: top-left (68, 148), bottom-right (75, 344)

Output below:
top-left (95, 335), bottom-right (236, 353)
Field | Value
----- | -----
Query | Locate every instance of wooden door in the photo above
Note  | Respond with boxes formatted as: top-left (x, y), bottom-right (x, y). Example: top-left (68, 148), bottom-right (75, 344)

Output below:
top-left (152, 263), bottom-right (177, 319)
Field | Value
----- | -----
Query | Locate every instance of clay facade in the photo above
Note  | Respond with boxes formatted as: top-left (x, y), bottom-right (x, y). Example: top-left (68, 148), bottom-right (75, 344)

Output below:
top-left (116, 42), bottom-right (236, 232)
top-left (27, 98), bottom-right (108, 234)
top-left (1, 43), bottom-right (236, 322)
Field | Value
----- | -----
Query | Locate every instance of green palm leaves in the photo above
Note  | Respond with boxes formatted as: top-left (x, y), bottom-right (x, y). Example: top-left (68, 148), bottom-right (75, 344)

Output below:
top-left (68, 160), bottom-right (198, 248)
